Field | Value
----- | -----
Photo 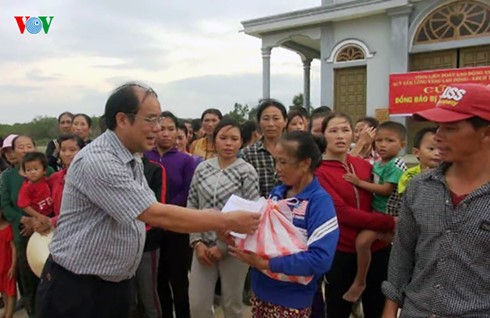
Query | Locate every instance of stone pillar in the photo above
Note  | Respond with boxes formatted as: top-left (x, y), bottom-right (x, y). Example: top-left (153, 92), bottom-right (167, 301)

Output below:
top-left (302, 58), bottom-right (312, 113)
top-left (388, 6), bottom-right (412, 73)
top-left (320, 23), bottom-right (335, 108)
top-left (387, 5), bottom-right (413, 154)
top-left (261, 47), bottom-right (272, 99)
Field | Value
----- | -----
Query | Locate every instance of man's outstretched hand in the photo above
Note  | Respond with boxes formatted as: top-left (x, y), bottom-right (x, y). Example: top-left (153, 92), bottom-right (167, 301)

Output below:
top-left (223, 211), bottom-right (260, 234)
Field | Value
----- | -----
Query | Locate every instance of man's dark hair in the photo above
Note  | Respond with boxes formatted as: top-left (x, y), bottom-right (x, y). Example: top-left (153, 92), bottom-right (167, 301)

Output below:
top-left (413, 127), bottom-right (437, 149)
top-left (468, 117), bottom-right (490, 130)
top-left (21, 151), bottom-right (48, 171)
top-left (201, 108), bottom-right (223, 122)
top-left (256, 99), bottom-right (287, 122)
top-left (355, 116), bottom-right (379, 129)
top-left (58, 112), bottom-right (74, 123)
top-left (161, 111), bottom-right (178, 127)
top-left (104, 82), bottom-right (157, 130)
top-left (280, 131), bottom-right (322, 172)
top-left (378, 121), bottom-right (407, 141)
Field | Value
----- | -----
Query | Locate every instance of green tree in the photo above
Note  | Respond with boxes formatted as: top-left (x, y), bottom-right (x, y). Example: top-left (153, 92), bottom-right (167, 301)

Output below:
top-left (292, 93), bottom-right (304, 108)
top-left (248, 107), bottom-right (258, 121)
top-left (227, 103), bottom-right (250, 123)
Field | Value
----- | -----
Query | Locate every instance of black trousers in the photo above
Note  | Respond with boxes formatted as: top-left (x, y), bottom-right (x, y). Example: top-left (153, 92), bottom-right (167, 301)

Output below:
top-left (35, 256), bottom-right (130, 318)
top-left (326, 246), bottom-right (391, 318)
top-left (157, 231), bottom-right (191, 318)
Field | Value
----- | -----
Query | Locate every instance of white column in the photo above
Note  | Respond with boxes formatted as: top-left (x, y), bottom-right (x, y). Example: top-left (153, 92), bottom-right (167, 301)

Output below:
top-left (302, 58), bottom-right (312, 112)
top-left (320, 23), bottom-right (334, 107)
top-left (261, 47), bottom-right (272, 99)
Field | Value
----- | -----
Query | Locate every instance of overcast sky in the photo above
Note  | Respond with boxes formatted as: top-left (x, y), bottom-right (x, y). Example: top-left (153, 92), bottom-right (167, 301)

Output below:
top-left (0, 0), bottom-right (322, 124)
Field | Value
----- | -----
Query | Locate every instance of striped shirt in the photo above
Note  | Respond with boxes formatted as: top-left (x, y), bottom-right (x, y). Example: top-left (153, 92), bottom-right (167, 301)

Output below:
top-left (382, 163), bottom-right (490, 317)
top-left (241, 139), bottom-right (278, 198)
top-left (49, 130), bottom-right (157, 282)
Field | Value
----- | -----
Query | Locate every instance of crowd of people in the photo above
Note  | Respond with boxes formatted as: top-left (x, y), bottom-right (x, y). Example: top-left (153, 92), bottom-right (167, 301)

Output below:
top-left (0, 81), bottom-right (489, 318)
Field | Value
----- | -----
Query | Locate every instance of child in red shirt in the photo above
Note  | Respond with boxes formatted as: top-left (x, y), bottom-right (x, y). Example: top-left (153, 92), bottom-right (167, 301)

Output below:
top-left (0, 210), bottom-right (17, 318)
top-left (17, 152), bottom-right (54, 227)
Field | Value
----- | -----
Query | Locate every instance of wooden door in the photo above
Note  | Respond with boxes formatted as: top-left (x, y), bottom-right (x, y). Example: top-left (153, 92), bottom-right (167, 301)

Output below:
top-left (334, 66), bottom-right (367, 124)
top-left (459, 45), bottom-right (490, 67)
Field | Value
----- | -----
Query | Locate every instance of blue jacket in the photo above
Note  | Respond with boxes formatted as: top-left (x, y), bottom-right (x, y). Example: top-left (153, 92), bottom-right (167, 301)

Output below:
top-left (251, 177), bottom-right (339, 309)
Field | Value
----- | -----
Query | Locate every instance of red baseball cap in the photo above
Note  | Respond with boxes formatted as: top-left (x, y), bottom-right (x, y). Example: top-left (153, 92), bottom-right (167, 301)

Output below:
top-left (414, 83), bottom-right (490, 123)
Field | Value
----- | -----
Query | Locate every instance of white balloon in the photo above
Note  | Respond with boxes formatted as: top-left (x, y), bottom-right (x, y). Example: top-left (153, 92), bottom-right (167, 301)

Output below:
top-left (27, 231), bottom-right (53, 278)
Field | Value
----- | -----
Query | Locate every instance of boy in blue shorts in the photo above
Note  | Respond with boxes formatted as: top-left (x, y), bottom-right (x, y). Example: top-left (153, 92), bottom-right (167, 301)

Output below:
top-left (342, 121), bottom-right (407, 302)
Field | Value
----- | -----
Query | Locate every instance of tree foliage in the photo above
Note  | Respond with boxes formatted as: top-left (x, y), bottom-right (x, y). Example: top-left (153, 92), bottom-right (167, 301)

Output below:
top-left (227, 103), bottom-right (250, 123)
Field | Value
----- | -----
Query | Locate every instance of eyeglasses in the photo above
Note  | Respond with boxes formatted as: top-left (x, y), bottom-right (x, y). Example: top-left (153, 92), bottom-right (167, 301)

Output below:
top-left (127, 113), bottom-right (164, 127)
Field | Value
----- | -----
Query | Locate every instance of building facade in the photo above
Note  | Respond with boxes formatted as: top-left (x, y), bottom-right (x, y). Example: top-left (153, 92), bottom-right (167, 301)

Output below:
top-left (242, 0), bottom-right (490, 143)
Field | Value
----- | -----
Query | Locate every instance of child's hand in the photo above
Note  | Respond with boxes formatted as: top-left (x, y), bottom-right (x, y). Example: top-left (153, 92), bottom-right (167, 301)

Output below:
top-left (32, 218), bottom-right (52, 235)
top-left (343, 173), bottom-right (360, 186)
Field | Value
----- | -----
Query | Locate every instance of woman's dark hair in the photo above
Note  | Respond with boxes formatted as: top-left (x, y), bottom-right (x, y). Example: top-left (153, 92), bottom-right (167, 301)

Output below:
top-left (58, 112), bottom-right (74, 123)
top-left (104, 82), bottom-right (157, 130)
top-left (176, 120), bottom-right (188, 136)
top-left (286, 110), bottom-right (306, 130)
top-left (160, 111), bottom-right (178, 127)
top-left (59, 133), bottom-right (85, 150)
top-left (256, 99), bottom-right (287, 122)
top-left (312, 105), bottom-right (332, 116)
top-left (355, 116), bottom-right (379, 129)
top-left (312, 135), bottom-right (327, 154)
top-left (12, 135), bottom-right (35, 150)
top-left (73, 113), bottom-right (93, 128)
top-left (241, 120), bottom-right (259, 147)
top-left (280, 131), bottom-right (321, 172)
top-left (201, 108), bottom-right (223, 122)
top-left (321, 112), bottom-right (353, 133)
top-left (213, 116), bottom-right (242, 142)
top-left (21, 151), bottom-right (48, 171)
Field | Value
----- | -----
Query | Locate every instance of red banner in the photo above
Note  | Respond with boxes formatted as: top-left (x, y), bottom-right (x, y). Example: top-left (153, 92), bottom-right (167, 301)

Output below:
top-left (389, 66), bottom-right (490, 115)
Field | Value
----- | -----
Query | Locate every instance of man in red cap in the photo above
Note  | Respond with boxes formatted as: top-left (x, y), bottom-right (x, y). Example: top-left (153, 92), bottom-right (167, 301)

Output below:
top-left (381, 83), bottom-right (490, 317)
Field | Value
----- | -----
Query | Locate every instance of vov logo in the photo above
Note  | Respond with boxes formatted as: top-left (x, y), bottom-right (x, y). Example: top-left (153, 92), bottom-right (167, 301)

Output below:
top-left (15, 16), bottom-right (54, 34)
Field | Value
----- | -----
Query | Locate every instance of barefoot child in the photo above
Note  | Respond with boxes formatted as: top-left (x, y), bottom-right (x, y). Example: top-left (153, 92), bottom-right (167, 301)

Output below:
top-left (0, 211), bottom-right (16, 318)
top-left (342, 121), bottom-right (407, 302)
top-left (17, 152), bottom-right (54, 229)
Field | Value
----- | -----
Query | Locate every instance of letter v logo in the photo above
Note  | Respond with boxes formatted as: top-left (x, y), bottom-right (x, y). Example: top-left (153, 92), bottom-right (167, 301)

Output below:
top-left (14, 16), bottom-right (30, 34)
top-left (39, 16), bottom-right (54, 34)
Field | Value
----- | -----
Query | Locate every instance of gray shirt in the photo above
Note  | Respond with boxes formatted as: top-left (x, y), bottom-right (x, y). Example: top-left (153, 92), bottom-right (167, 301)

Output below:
top-left (382, 163), bottom-right (490, 317)
top-left (49, 130), bottom-right (157, 282)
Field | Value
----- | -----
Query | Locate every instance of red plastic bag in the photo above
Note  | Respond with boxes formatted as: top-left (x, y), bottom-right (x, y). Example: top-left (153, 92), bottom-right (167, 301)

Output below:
top-left (235, 199), bottom-right (313, 285)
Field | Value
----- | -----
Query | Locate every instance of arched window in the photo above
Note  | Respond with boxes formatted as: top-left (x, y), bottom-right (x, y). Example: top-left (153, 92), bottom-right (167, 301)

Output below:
top-left (336, 45), bottom-right (365, 62)
top-left (414, 0), bottom-right (490, 44)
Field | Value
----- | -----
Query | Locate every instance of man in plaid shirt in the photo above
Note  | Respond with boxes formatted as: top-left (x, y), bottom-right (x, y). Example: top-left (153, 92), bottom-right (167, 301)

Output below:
top-left (382, 83), bottom-right (490, 317)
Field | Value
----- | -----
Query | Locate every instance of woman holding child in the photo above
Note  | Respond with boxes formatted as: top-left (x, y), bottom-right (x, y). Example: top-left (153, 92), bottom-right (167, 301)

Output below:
top-left (315, 113), bottom-right (396, 318)
top-left (0, 135), bottom-right (54, 316)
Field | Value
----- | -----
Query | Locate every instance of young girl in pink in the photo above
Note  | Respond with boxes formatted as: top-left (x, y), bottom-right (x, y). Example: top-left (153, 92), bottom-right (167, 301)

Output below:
top-left (0, 211), bottom-right (16, 318)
